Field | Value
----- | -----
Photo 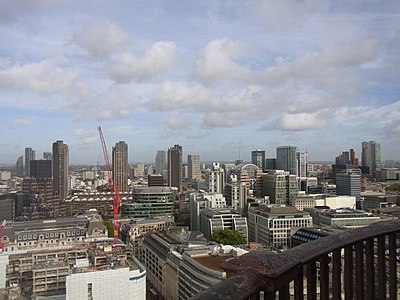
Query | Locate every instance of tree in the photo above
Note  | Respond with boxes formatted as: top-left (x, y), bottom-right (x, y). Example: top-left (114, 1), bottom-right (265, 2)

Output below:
top-left (386, 183), bottom-right (400, 192)
top-left (212, 228), bottom-right (246, 245)
top-left (103, 220), bottom-right (114, 238)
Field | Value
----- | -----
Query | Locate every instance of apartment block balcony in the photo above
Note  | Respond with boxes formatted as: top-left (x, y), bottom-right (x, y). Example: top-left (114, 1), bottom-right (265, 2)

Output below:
top-left (192, 220), bottom-right (399, 300)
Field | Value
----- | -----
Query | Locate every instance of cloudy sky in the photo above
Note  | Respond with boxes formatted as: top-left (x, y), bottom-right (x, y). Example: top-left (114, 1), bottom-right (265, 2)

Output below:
top-left (0, 0), bottom-right (399, 164)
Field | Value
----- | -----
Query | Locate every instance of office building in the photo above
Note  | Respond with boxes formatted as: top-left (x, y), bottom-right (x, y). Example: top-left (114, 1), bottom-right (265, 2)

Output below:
top-left (25, 147), bottom-right (35, 177)
top-left (362, 141), bottom-right (381, 178)
top-left (205, 163), bottom-right (225, 194)
top-left (120, 186), bottom-right (174, 219)
top-left (190, 192), bottom-right (226, 231)
top-left (112, 141), bottom-right (128, 192)
top-left (318, 208), bottom-right (380, 228)
top-left (52, 140), bottom-right (69, 200)
top-left (148, 174), bottom-right (164, 186)
top-left (263, 170), bottom-right (298, 205)
top-left (199, 207), bottom-right (248, 242)
top-left (336, 168), bottom-right (362, 209)
top-left (30, 159), bottom-right (52, 178)
top-left (296, 151), bottom-right (308, 178)
top-left (43, 152), bottom-right (52, 160)
top-left (265, 158), bottom-right (276, 170)
top-left (251, 150), bottom-right (266, 171)
top-left (155, 150), bottom-right (167, 174)
top-left (276, 146), bottom-right (297, 175)
top-left (248, 204), bottom-right (313, 249)
top-left (188, 154), bottom-right (201, 182)
top-left (15, 156), bottom-right (24, 177)
top-left (168, 144), bottom-right (182, 191)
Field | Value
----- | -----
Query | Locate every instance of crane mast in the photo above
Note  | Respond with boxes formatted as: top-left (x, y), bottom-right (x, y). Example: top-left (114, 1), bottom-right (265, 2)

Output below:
top-left (97, 126), bottom-right (120, 244)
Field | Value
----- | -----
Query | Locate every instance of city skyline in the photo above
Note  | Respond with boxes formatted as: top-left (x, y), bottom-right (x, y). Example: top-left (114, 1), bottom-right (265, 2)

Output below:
top-left (1, 1), bottom-right (399, 164)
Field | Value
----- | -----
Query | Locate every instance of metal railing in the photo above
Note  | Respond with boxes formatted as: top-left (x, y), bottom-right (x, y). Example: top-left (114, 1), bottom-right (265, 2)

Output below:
top-left (192, 220), bottom-right (400, 300)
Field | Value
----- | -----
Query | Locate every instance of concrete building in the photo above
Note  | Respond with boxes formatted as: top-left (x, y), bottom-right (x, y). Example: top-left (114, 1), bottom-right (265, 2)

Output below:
top-left (224, 175), bottom-right (240, 212)
top-left (0, 209), bottom-right (107, 253)
top-left (199, 207), bottom-right (248, 242)
top-left (29, 159), bottom-right (52, 179)
top-left (190, 192), bottom-right (226, 231)
top-left (297, 151), bottom-right (308, 178)
top-left (112, 141), bottom-right (129, 192)
top-left (293, 194), bottom-right (356, 211)
top-left (141, 228), bottom-right (247, 300)
top-left (251, 150), bottom-right (266, 171)
top-left (247, 204), bottom-right (313, 249)
top-left (0, 240), bottom-right (145, 299)
top-left (148, 174), bottom-right (164, 186)
top-left (205, 163), bottom-right (225, 194)
top-left (336, 168), bottom-right (361, 208)
top-left (168, 145), bottom-right (183, 191)
top-left (24, 147), bottom-right (35, 178)
top-left (120, 186), bottom-right (174, 219)
top-left (263, 170), bottom-right (298, 205)
top-left (187, 154), bottom-right (201, 182)
top-left (276, 146), bottom-right (297, 175)
top-left (52, 140), bottom-right (69, 200)
top-left (318, 207), bottom-right (381, 228)
top-left (362, 141), bottom-right (381, 178)
top-left (65, 191), bottom-right (132, 218)
top-left (43, 152), bottom-right (52, 160)
top-left (120, 216), bottom-right (174, 257)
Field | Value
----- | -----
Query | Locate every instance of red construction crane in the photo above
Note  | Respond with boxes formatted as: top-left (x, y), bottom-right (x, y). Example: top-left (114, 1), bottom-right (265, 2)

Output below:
top-left (97, 126), bottom-right (120, 244)
top-left (0, 220), bottom-right (6, 249)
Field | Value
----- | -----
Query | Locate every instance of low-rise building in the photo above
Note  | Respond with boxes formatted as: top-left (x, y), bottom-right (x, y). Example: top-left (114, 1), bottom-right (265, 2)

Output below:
top-left (248, 204), bottom-right (313, 249)
top-left (318, 208), bottom-right (381, 228)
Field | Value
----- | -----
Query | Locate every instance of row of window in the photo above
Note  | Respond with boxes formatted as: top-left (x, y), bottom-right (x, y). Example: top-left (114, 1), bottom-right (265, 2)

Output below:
top-left (17, 230), bottom-right (86, 241)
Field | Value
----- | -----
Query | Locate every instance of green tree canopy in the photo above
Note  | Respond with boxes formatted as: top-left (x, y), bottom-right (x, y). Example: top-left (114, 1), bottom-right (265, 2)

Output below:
top-left (386, 183), bottom-right (400, 192)
top-left (103, 220), bottom-right (114, 238)
top-left (212, 228), bottom-right (246, 245)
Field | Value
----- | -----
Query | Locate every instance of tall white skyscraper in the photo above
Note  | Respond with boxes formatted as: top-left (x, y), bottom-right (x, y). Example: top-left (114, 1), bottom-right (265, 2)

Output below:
top-left (188, 154), bottom-right (201, 182)
top-left (297, 151), bottom-right (308, 178)
top-left (206, 163), bottom-right (225, 193)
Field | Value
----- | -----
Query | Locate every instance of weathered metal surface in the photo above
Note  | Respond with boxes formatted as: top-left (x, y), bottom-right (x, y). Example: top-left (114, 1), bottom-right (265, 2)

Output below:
top-left (355, 242), bottom-right (364, 300)
top-left (388, 233), bottom-right (397, 300)
top-left (190, 273), bottom-right (264, 300)
top-left (377, 236), bottom-right (386, 299)
top-left (365, 239), bottom-right (375, 300)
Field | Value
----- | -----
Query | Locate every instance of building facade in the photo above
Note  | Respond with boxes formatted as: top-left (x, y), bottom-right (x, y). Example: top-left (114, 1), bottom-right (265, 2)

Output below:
top-left (251, 150), bottom-right (266, 171)
top-left (276, 146), bottom-right (297, 175)
top-left (112, 141), bottom-right (129, 192)
top-left (29, 159), bottom-right (52, 179)
top-left (361, 141), bottom-right (381, 178)
top-left (52, 140), bottom-right (69, 200)
top-left (168, 145), bottom-right (182, 191)
top-left (187, 154), bottom-right (201, 182)
top-left (24, 147), bottom-right (35, 178)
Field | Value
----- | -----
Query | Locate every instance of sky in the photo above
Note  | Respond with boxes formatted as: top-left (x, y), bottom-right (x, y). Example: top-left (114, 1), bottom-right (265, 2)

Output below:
top-left (0, 0), bottom-right (399, 164)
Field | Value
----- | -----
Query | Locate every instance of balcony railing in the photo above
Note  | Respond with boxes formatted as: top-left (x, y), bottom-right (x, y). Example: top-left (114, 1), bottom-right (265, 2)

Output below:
top-left (191, 220), bottom-right (400, 300)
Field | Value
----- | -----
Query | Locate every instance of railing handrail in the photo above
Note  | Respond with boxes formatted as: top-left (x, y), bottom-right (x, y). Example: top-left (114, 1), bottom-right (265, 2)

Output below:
top-left (191, 220), bottom-right (400, 299)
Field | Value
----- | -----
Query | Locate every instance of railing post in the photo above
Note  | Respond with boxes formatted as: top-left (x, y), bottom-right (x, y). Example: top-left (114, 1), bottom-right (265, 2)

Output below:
top-left (294, 265), bottom-right (304, 300)
top-left (377, 236), bottom-right (386, 299)
top-left (388, 233), bottom-right (397, 300)
top-left (365, 239), bottom-right (375, 300)
top-left (344, 245), bottom-right (353, 300)
top-left (332, 249), bottom-right (342, 300)
top-left (319, 255), bottom-right (329, 300)
top-left (355, 242), bottom-right (364, 299)
top-left (306, 260), bottom-right (317, 300)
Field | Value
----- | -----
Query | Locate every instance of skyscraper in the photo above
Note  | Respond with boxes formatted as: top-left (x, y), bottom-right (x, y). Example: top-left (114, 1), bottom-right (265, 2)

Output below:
top-left (30, 160), bottom-right (52, 178)
top-left (251, 150), bottom-right (266, 171)
top-left (168, 145), bottom-right (182, 191)
top-left (112, 141), bottom-right (129, 192)
top-left (52, 140), bottom-right (69, 200)
top-left (361, 141), bottom-right (381, 178)
top-left (43, 152), bottom-right (52, 160)
top-left (336, 168), bottom-right (361, 209)
top-left (188, 154), bottom-right (201, 182)
top-left (276, 146), bottom-right (298, 176)
top-left (15, 156), bottom-right (24, 177)
top-left (296, 151), bottom-right (308, 178)
top-left (155, 150), bottom-right (167, 174)
top-left (24, 147), bottom-right (35, 177)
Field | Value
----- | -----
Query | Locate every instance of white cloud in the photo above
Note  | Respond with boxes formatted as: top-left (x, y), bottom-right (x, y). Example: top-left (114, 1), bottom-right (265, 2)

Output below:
top-left (71, 19), bottom-right (130, 59)
top-left (275, 112), bottom-right (326, 131)
top-left (192, 37), bottom-right (252, 84)
top-left (106, 41), bottom-right (177, 83)
top-left (74, 128), bottom-right (98, 144)
top-left (0, 59), bottom-right (79, 94)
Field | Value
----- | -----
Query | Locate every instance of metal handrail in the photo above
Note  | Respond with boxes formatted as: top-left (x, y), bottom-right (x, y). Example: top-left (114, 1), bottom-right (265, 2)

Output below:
top-left (191, 220), bottom-right (400, 299)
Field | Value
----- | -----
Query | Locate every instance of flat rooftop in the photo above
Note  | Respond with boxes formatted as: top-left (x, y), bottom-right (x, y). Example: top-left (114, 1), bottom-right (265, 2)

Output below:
top-left (192, 255), bottom-right (232, 272)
